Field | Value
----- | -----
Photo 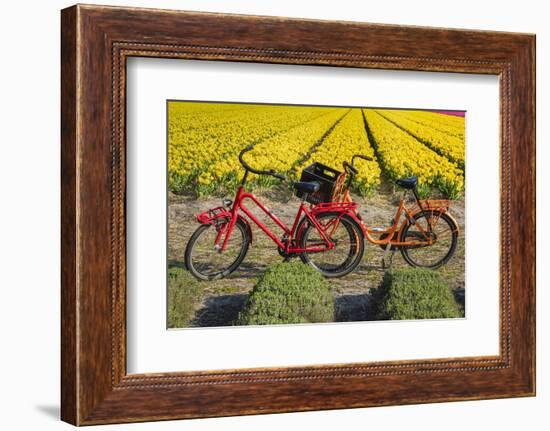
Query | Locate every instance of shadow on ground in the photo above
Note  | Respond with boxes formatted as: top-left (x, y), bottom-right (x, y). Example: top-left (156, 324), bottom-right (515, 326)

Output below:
top-left (191, 294), bottom-right (248, 327)
top-left (335, 293), bottom-right (373, 322)
top-left (454, 287), bottom-right (465, 312)
top-left (190, 291), bottom-right (378, 327)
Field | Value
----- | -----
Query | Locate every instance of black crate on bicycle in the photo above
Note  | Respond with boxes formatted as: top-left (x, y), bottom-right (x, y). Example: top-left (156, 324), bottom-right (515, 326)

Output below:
top-left (295, 162), bottom-right (342, 204)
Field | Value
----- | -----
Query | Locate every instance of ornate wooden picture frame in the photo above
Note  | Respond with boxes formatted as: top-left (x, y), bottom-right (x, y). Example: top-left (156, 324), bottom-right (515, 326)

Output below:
top-left (61, 4), bottom-right (535, 425)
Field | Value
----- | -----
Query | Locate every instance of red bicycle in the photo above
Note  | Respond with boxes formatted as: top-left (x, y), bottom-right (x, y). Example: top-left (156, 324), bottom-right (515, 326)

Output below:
top-left (185, 146), bottom-right (365, 280)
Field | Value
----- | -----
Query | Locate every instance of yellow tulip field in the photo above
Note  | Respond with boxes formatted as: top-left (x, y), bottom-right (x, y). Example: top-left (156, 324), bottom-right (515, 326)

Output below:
top-left (168, 101), bottom-right (465, 198)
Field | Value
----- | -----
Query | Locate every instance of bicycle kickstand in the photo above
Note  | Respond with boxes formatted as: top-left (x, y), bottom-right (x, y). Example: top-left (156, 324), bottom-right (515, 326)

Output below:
top-left (381, 243), bottom-right (396, 269)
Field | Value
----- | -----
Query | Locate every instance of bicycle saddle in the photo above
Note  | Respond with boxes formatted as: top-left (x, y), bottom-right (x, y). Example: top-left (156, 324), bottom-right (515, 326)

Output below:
top-left (395, 176), bottom-right (418, 190)
top-left (293, 181), bottom-right (320, 194)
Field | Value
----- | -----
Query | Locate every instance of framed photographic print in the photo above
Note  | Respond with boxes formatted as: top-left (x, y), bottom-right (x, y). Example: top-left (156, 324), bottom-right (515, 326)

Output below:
top-left (61, 4), bottom-right (535, 425)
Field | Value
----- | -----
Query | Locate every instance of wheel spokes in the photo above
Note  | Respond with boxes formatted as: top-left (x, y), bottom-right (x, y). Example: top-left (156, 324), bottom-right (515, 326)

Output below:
top-left (304, 215), bottom-right (358, 271)
top-left (191, 224), bottom-right (245, 277)
top-left (403, 214), bottom-right (455, 267)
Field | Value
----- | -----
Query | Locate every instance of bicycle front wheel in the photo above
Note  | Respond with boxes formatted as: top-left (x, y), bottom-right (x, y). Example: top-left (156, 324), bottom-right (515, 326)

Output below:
top-left (185, 218), bottom-right (250, 281)
top-left (298, 212), bottom-right (365, 278)
top-left (399, 210), bottom-right (458, 269)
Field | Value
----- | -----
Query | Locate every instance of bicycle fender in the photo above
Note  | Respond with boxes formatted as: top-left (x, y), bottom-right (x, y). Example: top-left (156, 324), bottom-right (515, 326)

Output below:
top-left (337, 210), bottom-right (363, 226)
top-left (398, 209), bottom-right (460, 237)
top-left (443, 210), bottom-right (460, 234)
top-left (237, 215), bottom-right (253, 243)
top-left (340, 209), bottom-right (363, 226)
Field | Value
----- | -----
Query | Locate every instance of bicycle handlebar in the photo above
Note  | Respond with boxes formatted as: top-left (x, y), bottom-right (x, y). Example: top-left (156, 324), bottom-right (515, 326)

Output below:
top-left (351, 154), bottom-right (373, 166)
top-left (342, 154), bottom-right (374, 176)
top-left (343, 161), bottom-right (358, 176)
top-left (238, 146), bottom-right (287, 181)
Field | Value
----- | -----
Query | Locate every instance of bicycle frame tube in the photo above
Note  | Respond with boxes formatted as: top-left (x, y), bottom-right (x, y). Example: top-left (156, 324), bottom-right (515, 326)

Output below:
top-left (365, 202), bottom-right (432, 246)
top-left (220, 186), bottom-right (334, 253)
top-left (342, 192), bottom-right (433, 247)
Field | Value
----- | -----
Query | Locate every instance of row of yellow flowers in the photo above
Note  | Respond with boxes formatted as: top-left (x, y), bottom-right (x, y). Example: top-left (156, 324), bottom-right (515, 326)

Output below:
top-left (167, 102), bottom-right (466, 198)
top-left (168, 102), bottom-right (266, 136)
top-left (374, 109), bottom-right (465, 168)
top-left (393, 109), bottom-right (465, 140)
top-left (199, 108), bottom-right (348, 188)
top-left (295, 109), bottom-right (381, 194)
top-left (168, 102), bottom-right (334, 190)
top-left (362, 109), bottom-right (464, 195)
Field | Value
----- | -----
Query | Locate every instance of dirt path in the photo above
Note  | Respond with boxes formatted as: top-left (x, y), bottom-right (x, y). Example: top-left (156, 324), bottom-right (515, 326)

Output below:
top-left (168, 186), bottom-right (465, 327)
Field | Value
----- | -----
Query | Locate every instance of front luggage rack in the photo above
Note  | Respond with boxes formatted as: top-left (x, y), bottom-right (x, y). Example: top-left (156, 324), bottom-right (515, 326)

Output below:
top-left (196, 206), bottom-right (231, 225)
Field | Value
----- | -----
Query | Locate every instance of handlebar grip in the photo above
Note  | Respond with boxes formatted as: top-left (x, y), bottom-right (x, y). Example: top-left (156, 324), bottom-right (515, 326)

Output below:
top-left (343, 161), bottom-right (358, 175)
top-left (269, 170), bottom-right (287, 181)
top-left (352, 154), bottom-right (373, 163)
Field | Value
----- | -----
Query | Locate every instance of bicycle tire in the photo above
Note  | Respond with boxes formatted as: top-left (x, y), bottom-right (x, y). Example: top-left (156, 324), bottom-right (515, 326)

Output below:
top-left (399, 210), bottom-right (458, 269)
top-left (298, 211), bottom-right (365, 278)
top-left (185, 218), bottom-right (250, 281)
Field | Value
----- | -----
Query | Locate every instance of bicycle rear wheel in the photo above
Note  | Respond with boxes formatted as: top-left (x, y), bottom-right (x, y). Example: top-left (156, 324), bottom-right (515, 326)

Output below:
top-left (298, 212), bottom-right (364, 278)
top-left (399, 210), bottom-right (458, 269)
top-left (185, 218), bottom-right (250, 280)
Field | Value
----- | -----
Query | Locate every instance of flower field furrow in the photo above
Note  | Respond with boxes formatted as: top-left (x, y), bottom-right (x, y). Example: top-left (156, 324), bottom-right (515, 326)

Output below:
top-left (168, 101), bottom-right (254, 118)
top-left (296, 109), bottom-right (381, 194)
top-left (397, 109), bottom-right (465, 139)
top-left (168, 104), bottom-right (335, 191)
top-left (168, 102), bottom-right (466, 199)
top-left (199, 108), bottom-right (349, 190)
top-left (169, 105), bottom-right (305, 168)
top-left (363, 109), bottom-right (463, 196)
top-left (250, 109), bottom-right (349, 173)
top-left (375, 110), bottom-right (465, 168)
top-left (169, 103), bottom-right (269, 135)
top-left (375, 110), bottom-right (465, 167)
top-left (417, 110), bottom-right (465, 128)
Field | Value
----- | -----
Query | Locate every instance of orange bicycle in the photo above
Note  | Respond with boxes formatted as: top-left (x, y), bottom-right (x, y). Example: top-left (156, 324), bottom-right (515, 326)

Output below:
top-left (304, 155), bottom-right (460, 269)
